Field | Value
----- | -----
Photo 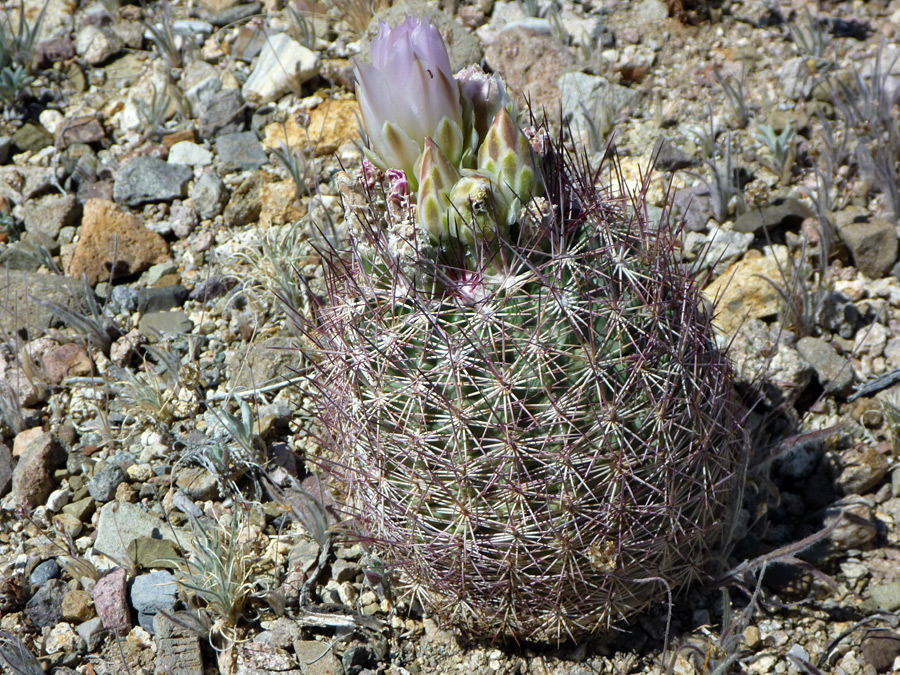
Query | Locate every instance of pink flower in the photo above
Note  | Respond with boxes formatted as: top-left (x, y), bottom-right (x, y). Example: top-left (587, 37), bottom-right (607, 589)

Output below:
top-left (354, 16), bottom-right (464, 187)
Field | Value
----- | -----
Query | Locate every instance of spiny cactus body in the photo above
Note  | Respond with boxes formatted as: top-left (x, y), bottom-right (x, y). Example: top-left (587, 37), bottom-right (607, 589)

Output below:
top-left (301, 15), bottom-right (748, 644)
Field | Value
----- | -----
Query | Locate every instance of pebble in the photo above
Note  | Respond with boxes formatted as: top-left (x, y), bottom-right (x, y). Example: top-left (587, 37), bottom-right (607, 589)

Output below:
top-left (87, 463), bottom-right (127, 502)
top-left (242, 33), bottom-right (319, 104)
top-left (24, 578), bottom-right (69, 627)
top-left (168, 141), bottom-right (214, 167)
top-left (92, 567), bottom-right (132, 635)
top-left (796, 336), bottom-right (855, 395)
top-left (113, 156), bottom-right (193, 207)
top-left (62, 589), bottom-right (95, 623)
top-left (30, 558), bottom-right (61, 587)
top-left (215, 131), bottom-right (268, 171)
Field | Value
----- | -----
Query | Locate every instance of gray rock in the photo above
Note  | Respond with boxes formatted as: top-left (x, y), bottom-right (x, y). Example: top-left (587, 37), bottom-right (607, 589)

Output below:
top-left (242, 33), bottom-right (319, 104)
top-left (227, 336), bottom-right (303, 391)
top-left (342, 644), bottom-right (374, 675)
top-left (108, 285), bottom-right (139, 314)
top-left (256, 617), bottom-right (303, 649)
top-left (819, 291), bottom-right (859, 339)
top-left (11, 431), bottom-right (66, 508)
top-left (29, 559), bottom-right (60, 587)
top-left (192, 172), bottom-right (229, 220)
top-left (236, 642), bottom-right (302, 675)
top-left (294, 640), bottom-right (342, 675)
top-left (823, 497), bottom-right (878, 551)
top-left (559, 72), bottom-right (637, 143)
top-left (834, 447), bottom-right (890, 495)
top-left (0, 271), bottom-right (84, 339)
top-left (869, 583), bottom-right (900, 612)
top-left (93, 567), bottom-right (132, 635)
top-left (838, 214), bottom-right (899, 278)
top-left (76, 617), bottom-right (105, 652)
top-left (198, 88), bottom-right (246, 140)
top-left (93, 500), bottom-right (188, 568)
top-left (203, 2), bottom-right (261, 27)
top-left (732, 197), bottom-right (813, 234)
top-left (138, 310), bottom-right (194, 337)
top-left (215, 132), bottom-right (267, 172)
top-left (796, 336), bottom-right (855, 395)
top-left (653, 140), bottom-right (698, 172)
top-left (185, 75), bottom-right (223, 118)
top-left (331, 559), bottom-right (359, 583)
top-left (0, 443), bottom-right (12, 497)
top-left (168, 141), bottom-right (214, 167)
top-left (75, 25), bottom-right (123, 65)
top-left (23, 193), bottom-right (81, 242)
top-left (136, 286), bottom-right (188, 314)
top-left (87, 462), bottom-right (127, 502)
top-left (638, 0), bottom-right (669, 21)
top-left (114, 156), bottom-right (193, 207)
top-left (24, 578), bottom-right (68, 627)
top-left (691, 226), bottom-right (754, 270)
top-left (131, 570), bottom-right (177, 622)
top-left (776, 442), bottom-right (821, 480)
top-left (223, 173), bottom-right (261, 228)
top-left (156, 630), bottom-right (205, 675)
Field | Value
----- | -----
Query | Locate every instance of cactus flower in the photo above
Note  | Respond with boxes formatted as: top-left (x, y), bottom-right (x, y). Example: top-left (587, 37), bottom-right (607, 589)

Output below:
top-left (417, 138), bottom-right (460, 243)
top-left (354, 16), bottom-right (464, 187)
top-left (478, 108), bottom-right (541, 207)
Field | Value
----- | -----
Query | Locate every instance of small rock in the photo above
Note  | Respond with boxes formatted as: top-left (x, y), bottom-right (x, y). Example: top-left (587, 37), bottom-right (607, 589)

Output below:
top-left (76, 617), bottom-right (105, 652)
top-left (30, 559), bottom-right (60, 586)
top-left (293, 640), bottom-right (343, 675)
top-left (24, 577), bottom-right (68, 627)
top-left (70, 198), bottom-right (171, 286)
top-left (838, 215), bottom-right (899, 279)
top-left (236, 641), bottom-right (301, 674)
top-left (342, 644), bottom-right (374, 675)
top-left (215, 131), bottom-right (267, 171)
top-left (263, 99), bottom-right (360, 158)
top-left (88, 462), bottom-right (128, 502)
top-left (823, 498), bottom-right (878, 551)
top-left (223, 173), bottom-right (262, 228)
top-left (33, 37), bottom-right (76, 69)
top-left (796, 336), bottom-right (854, 395)
top-left (131, 570), bottom-right (177, 631)
top-left (58, 116), bottom-right (107, 148)
top-left (854, 322), bottom-right (889, 358)
top-left (11, 123), bottom-right (53, 153)
top-left (23, 193), bottom-right (81, 242)
top-left (653, 139), bottom-right (698, 172)
top-left (126, 536), bottom-right (180, 570)
top-left (331, 559), bottom-right (359, 583)
top-left (242, 33), bottom-right (319, 104)
top-left (136, 286), bottom-right (188, 314)
top-left (869, 583), bottom-right (900, 612)
top-left (168, 141), bottom-right (214, 167)
top-left (290, 539), bottom-right (321, 573)
top-left (45, 622), bottom-right (83, 655)
top-left (75, 25), bottom-right (123, 65)
top-left (138, 310), bottom-right (195, 337)
top-left (62, 589), bottom-right (95, 623)
top-left (94, 500), bottom-right (188, 568)
top-left (732, 197), bottom-right (813, 235)
top-left (10, 430), bottom-right (66, 508)
top-left (702, 252), bottom-right (785, 334)
top-left (257, 617), bottom-right (302, 649)
top-left (43, 343), bottom-right (93, 384)
top-left (114, 156), bottom-right (193, 207)
top-left (861, 629), bottom-right (900, 673)
top-left (638, 0), bottom-right (669, 21)
top-left (835, 447), bottom-right (890, 495)
top-left (485, 27), bottom-right (572, 121)
top-left (192, 172), bottom-right (229, 219)
top-left (0, 443), bottom-right (12, 497)
top-left (92, 567), bottom-right (132, 635)
top-left (198, 88), bottom-right (246, 140)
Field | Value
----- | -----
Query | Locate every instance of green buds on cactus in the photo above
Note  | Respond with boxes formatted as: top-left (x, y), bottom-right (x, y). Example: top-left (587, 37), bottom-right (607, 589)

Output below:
top-left (478, 108), bottom-right (541, 208)
top-left (353, 17), bottom-right (542, 252)
top-left (417, 138), bottom-right (460, 243)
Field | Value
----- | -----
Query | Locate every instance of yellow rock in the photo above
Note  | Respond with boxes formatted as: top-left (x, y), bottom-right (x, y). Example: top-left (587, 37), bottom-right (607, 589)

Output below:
top-left (264, 98), bottom-right (360, 158)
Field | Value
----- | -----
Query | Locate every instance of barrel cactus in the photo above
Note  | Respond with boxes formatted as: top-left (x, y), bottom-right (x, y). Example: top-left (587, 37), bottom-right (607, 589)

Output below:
top-left (301, 15), bottom-right (749, 643)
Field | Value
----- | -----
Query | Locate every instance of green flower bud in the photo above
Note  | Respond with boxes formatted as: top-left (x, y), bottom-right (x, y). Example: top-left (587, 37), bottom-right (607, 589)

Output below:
top-left (447, 171), bottom-right (510, 245)
top-left (417, 138), bottom-right (460, 243)
top-left (477, 108), bottom-right (541, 206)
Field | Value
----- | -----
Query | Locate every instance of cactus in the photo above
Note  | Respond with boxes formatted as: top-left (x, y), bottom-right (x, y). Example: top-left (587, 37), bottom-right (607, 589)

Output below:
top-left (300, 16), bottom-right (749, 643)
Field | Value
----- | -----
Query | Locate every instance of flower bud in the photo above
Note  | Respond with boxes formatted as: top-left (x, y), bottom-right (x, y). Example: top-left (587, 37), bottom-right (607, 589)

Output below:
top-left (354, 16), bottom-right (465, 187)
top-left (417, 138), bottom-right (460, 243)
top-left (477, 108), bottom-right (541, 206)
top-left (447, 171), bottom-right (510, 245)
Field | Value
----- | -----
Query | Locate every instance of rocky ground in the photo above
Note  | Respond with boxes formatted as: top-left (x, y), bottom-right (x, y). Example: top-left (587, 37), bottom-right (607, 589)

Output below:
top-left (1, 0), bottom-right (900, 672)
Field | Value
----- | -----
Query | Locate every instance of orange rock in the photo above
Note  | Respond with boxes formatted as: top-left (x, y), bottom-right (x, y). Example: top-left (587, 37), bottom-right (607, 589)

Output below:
top-left (263, 98), bottom-right (360, 158)
top-left (69, 199), bottom-right (171, 285)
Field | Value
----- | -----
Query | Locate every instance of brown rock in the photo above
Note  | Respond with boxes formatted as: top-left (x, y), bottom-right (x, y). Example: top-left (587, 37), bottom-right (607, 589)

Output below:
top-left (61, 589), bottom-right (95, 623)
top-left (10, 430), bottom-right (66, 508)
top-left (58, 116), bottom-right (106, 149)
top-left (43, 343), bottom-right (93, 384)
top-left (69, 198), bottom-right (171, 285)
top-left (485, 27), bottom-right (572, 120)
top-left (259, 178), bottom-right (305, 228)
top-left (12, 427), bottom-right (47, 458)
